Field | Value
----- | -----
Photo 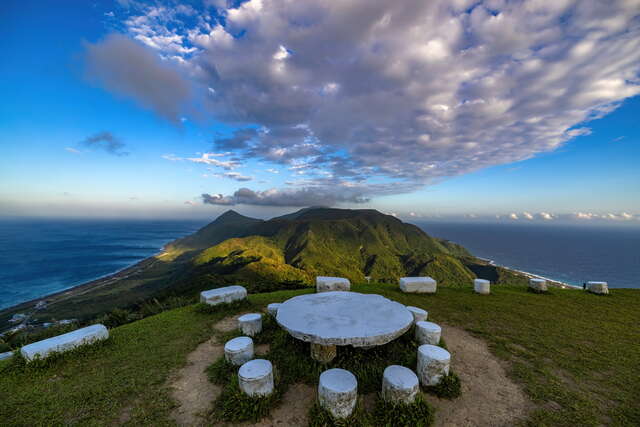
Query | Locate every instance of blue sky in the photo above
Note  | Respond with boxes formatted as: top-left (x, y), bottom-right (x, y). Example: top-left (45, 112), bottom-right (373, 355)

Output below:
top-left (1, 0), bottom-right (639, 223)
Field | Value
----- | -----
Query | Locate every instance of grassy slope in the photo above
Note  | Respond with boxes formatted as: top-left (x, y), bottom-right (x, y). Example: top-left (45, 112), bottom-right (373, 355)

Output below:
top-left (1, 285), bottom-right (638, 426)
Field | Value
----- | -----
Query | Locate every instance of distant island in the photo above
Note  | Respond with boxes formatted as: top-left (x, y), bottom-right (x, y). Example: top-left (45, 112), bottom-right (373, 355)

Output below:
top-left (1, 207), bottom-right (557, 330)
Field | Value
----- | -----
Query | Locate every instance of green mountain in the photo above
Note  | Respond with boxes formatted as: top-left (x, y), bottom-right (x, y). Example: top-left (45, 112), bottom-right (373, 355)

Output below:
top-left (184, 208), bottom-right (476, 288)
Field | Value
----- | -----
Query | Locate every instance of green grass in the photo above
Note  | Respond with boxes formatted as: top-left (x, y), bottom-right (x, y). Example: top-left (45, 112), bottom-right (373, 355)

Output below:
top-left (1, 284), bottom-right (638, 426)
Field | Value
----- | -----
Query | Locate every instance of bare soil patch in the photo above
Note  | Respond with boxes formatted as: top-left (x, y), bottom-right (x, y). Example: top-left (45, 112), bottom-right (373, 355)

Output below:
top-left (169, 336), bottom-right (224, 426)
top-left (423, 325), bottom-right (532, 427)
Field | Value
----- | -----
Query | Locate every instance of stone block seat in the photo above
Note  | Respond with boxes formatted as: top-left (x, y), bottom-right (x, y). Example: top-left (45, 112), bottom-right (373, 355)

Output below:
top-left (316, 276), bottom-right (351, 293)
top-left (238, 359), bottom-right (274, 397)
top-left (267, 303), bottom-right (281, 317)
top-left (224, 336), bottom-right (254, 366)
top-left (417, 344), bottom-right (451, 386)
top-left (415, 321), bottom-right (441, 345)
top-left (238, 313), bottom-right (262, 336)
top-left (529, 278), bottom-right (548, 293)
top-left (474, 278), bottom-right (490, 295)
top-left (382, 365), bottom-right (419, 404)
top-left (406, 306), bottom-right (428, 323)
top-left (588, 281), bottom-right (609, 295)
top-left (20, 324), bottom-right (108, 362)
top-left (399, 277), bottom-right (437, 294)
top-left (200, 285), bottom-right (247, 306)
top-left (318, 368), bottom-right (358, 419)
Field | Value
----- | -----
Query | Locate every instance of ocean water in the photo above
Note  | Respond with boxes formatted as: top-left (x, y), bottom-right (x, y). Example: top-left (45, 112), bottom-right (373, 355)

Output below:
top-left (0, 219), bottom-right (205, 310)
top-left (417, 221), bottom-right (640, 289)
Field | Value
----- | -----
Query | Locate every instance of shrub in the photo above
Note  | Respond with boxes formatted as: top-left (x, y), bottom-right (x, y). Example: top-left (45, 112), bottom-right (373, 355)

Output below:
top-left (371, 394), bottom-right (435, 427)
top-left (423, 371), bottom-right (461, 399)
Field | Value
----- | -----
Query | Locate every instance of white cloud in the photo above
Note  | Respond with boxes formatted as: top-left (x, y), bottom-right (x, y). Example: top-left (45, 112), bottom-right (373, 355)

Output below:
top-left (94, 0), bottom-right (640, 206)
top-left (508, 213), bottom-right (519, 220)
top-left (65, 147), bottom-right (81, 154)
top-left (538, 212), bottom-right (555, 220)
top-left (523, 212), bottom-right (534, 220)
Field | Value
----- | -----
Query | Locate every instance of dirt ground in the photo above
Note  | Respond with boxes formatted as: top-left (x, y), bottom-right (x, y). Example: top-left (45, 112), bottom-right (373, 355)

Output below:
top-left (166, 316), bottom-right (532, 426)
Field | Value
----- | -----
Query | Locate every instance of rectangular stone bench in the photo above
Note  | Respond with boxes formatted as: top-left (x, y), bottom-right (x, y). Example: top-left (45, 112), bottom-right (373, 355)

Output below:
top-left (587, 281), bottom-right (609, 295)
top-left (399, 277), bottom-right (437, 294)
top-left (200, 285), bottom-right (248, 305)
top-left (316, 276), bottom-right (351, 293)
top-left (20, 324), bottom-right (109, 362)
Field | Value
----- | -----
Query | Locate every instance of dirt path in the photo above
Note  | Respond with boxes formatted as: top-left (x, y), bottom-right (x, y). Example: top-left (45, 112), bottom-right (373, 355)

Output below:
top-left (423, 324), bottom-right (532, 426)
top-left (166, 315), bottom-right (532, 427)
top-left (169, 336), bottom-right (224, 426)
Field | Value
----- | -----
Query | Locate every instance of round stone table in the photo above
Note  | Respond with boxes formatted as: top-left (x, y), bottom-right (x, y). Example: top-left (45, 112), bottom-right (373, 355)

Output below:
top-left (276, 291), bottom-right (413, 362)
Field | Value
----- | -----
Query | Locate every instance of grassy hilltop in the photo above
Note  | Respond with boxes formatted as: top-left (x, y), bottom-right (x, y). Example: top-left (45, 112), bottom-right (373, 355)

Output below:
top-left (0, 208), bottom-right (524, 327)
top-left (1, 284), bottom-right (638, 426)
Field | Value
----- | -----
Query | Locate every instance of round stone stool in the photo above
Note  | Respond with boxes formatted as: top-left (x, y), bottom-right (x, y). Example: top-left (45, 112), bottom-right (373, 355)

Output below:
top-left (417, 344), bottom-right (450, 386)
top-left (474, 279), bottom-right (490, 295)
top-left (224, 336), bottom-right (254, 366)
top-left (406, 306), bottom-right (428, 323)
top-left (267, 303), bottom-right (281, 317)
top-left (382, 365), bottom-right (419, 404)
top-left (238, 359), bottom-right (274, 397)
top-left (318, 368), bottom-right (358, 419)
top-left (238, 313), bottom-right (262, 336)
top-left (415, 321), bottom-right (441, 345)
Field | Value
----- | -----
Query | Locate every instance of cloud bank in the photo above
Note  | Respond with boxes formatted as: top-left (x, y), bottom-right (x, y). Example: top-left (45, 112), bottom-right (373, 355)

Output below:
top-left (87, 0), bottom-right (640, 206)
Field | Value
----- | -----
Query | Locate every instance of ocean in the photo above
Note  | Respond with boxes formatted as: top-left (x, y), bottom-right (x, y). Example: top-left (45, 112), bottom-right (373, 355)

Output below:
top-left (0, 218), bottom-right (638, 310)
top-left (0, 218), bottom-right (205, 310)
top-left (417, 221), bottom-right (640, 289)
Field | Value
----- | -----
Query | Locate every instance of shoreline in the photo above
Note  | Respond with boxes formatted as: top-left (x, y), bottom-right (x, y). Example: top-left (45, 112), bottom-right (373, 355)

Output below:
top-left (475, 256), bottom-right (581, 289)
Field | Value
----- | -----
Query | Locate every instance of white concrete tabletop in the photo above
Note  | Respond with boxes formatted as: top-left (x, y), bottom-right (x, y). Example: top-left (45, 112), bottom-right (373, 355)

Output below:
top-left (276, 291), bottom-right (413, 347)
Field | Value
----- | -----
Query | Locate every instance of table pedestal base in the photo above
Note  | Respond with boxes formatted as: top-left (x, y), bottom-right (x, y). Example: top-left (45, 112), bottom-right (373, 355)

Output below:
top-left (310, 343), bottom-right (336, 363)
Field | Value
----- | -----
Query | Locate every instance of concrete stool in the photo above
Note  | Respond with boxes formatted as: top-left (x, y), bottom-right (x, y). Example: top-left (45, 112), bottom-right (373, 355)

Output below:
top-left (529, 278), bottom-right (547, 293)
top-left (267, 303), bottom-right (281, 317)
top-left (399, 277), bottom-right (437, 294)
top-left (316, 276), bottom-right (351, 293)
top-left (224, 336), bottom-right (254, 366)
top-left (415, 321), bottom-right (441, 345)
top-left (474, 279), bottom-right (490, 295)
top-left (238, 313), bottom-right (262, 336)
top-left (318, 368), bottom-right (358, 419)
top-left (382, 365), bottom-right (419, 404)
top-left (417, 344), bottom-right (451, 386)
top-left (200, 285), bottom-right (247, 306)
top-left (238, 359), bottom-right (274, 397)
top-left (406, 306), bottom-right (428, 323)
top-left (587, 281), bottom-right (609, 295)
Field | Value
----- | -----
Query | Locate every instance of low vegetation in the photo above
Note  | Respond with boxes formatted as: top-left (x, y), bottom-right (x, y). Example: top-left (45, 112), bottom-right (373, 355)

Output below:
top-left (1, 284), bottom-right (638, 426)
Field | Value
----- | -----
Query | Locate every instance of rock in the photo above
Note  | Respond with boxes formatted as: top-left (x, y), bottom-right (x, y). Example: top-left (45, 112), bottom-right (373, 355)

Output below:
top-left (399, 277), bottom-right (437, 294)
top-left (267, 303), bottom-right (281, 317)
top-left (0, 351), bottom-right (14, 361)
top-left (224, 336), bottom-right (254, 366)
top-left (529, 278), bottom-right (548, 293)
top-left (318, 368), bottom-right (358, 419)
top-left (415, 321), bottom-right (441, 345)
top-left (276, 292), bottom-right (413, 348)
top-left (20, 324), bottom-right (109, 362)
top-left (474, 279), bottom-right (490, 295)
top-left (316, 276), bottom-right (351, 293)
top-left (417, 344), bottom-right (451, 386)
top-left (238, 313), bottom-right (262, 336)
top-left (406, 306), bottom-right (428, 323)
top-left (238, 359), bottom-right (274, 397)
top-left (587, 281), bottom-right (609, 295)
top-left (200, 285), bottom-right (247, 306)
top-left (382, 365), bottom-right (419, 404)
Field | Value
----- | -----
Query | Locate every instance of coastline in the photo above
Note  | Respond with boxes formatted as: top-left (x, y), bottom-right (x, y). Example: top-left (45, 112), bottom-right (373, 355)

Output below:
top-left (476, 256), bottom-right (581, 289)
